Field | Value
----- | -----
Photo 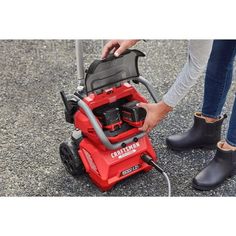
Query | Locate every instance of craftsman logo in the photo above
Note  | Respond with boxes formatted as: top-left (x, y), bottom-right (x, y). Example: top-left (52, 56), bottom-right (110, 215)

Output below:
top-left (111, 142), bottom-right (140, 159)
top-left (121, 164), bottom-right (140, 176)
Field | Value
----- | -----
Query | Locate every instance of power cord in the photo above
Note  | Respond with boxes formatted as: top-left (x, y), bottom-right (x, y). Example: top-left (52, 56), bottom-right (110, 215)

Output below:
top-left (141, 154), bottom-right (171, 197)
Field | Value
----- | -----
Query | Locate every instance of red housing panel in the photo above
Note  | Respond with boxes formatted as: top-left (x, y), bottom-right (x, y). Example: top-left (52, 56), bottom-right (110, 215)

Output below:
top-left (73, 83), bottom-right (158, 191)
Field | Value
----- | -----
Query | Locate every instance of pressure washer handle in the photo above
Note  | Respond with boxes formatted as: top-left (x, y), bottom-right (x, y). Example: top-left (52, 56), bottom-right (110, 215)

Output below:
top-left (75, 96), bottom-right (146, 150)
top-left (72, 76), bottom-right (158, 150)
top-left (135, 76), bottom-right (159, 103)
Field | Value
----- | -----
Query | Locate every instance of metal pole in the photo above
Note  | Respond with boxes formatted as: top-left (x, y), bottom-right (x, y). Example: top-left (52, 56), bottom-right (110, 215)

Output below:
top-left (75, 40), bottom-right (105, 91)
top-left (75, 40), bottom-right (85, 90)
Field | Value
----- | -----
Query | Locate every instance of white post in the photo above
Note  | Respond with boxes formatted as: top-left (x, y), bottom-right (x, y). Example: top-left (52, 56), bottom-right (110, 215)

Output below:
top-left (75, 40), bottom-right (85, 90)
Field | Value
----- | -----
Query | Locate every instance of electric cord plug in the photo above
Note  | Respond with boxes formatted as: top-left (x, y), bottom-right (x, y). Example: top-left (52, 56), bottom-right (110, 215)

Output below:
top-left (141, 154), bottom-right (171, 197)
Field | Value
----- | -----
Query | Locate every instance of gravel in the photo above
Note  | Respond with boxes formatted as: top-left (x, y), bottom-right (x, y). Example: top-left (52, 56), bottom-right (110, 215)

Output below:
top-left (0, 40), bottom-right (235, 196)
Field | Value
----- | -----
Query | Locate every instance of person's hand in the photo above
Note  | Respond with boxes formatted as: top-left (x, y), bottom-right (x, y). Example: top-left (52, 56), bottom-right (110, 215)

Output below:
top-left (137, 101), bottom-right (173, 133)
top-left (101, 40), bottom-right (139, 59)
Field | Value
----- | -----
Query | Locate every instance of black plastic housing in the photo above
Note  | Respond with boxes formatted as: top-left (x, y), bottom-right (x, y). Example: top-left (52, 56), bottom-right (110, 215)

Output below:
top-left (96, 107), bottom-right (121, 127)
top-left (121, 100), bottom-right (146, 123)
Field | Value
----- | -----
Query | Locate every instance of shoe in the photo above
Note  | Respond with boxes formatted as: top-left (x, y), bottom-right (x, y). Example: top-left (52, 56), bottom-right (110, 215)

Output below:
top-left (192, 141), bottom-right (236, 191)
top-left (166, 112), bottom-right (226, 151)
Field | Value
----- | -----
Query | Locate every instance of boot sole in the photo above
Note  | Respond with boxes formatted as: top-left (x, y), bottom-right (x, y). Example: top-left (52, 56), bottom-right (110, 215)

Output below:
top-left (192, 181), bottom-right (221, 191)
top-left (192, 170), bottom-right (236, 191)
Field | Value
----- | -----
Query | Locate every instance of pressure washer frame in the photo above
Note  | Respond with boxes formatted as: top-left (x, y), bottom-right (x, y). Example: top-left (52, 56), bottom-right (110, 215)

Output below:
top-left (59, 41), bottom-right (171, 194)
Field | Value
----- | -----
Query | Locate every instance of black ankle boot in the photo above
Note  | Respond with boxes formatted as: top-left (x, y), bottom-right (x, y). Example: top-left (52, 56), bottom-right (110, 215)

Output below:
top-left (166, 112), bottom-right (226, 151)
top-left (192, 142), bottom-right (236, 191)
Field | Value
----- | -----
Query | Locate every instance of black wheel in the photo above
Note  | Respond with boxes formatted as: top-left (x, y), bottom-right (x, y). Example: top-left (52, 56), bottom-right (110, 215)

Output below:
top-left (59, 137), bottom-right (85, 177)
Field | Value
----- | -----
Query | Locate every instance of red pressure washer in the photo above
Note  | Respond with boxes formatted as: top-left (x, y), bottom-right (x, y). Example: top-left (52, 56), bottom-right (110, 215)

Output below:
top-left (59, 48), bottom-right (171, 196)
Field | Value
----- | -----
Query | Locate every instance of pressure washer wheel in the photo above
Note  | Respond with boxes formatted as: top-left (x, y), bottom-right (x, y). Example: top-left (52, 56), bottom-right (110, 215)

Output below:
top-left (59, 133), bottom-right (85, 177)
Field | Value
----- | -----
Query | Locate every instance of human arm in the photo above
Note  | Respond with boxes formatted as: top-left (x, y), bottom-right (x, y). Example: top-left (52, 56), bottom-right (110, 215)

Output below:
top-left (162, 40), bottom-right (213, 107)
top-left (140, 40), bottom-right (213, 132)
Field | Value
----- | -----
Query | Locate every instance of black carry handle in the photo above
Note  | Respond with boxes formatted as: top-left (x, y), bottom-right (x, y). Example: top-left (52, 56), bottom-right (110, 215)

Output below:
top-left (60, 91), bottom-right (70, 112)
top-left (60, 90), bottom-right (80, 124)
